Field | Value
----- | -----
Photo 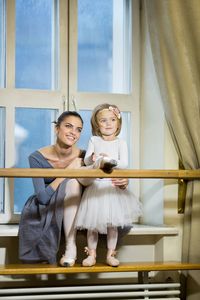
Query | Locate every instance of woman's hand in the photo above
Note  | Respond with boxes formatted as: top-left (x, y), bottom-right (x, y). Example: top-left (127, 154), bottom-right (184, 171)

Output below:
top-left (111, 178), bottom-right (129, 189)
top-left (67, 157), bottom-right (83, 169)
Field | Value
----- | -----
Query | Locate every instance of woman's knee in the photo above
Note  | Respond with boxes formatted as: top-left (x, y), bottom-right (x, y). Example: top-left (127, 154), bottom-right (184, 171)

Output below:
top-left (65, 179), bottom-right (82, 197)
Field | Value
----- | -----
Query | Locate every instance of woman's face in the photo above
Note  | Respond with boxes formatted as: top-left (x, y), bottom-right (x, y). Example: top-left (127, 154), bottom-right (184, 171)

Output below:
top-left (56, 115), bottom-right (83, 147)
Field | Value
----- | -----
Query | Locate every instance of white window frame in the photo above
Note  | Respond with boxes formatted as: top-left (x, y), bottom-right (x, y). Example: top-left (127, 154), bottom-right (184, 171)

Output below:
top-left (112, 0), bottom-right (132, 93)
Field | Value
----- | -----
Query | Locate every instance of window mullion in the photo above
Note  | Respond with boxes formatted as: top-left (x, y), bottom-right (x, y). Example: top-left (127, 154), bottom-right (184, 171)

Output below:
top-left (6, 0), bottom-right (15, 89)
top-left (60, 0), bottom-right (69, 109)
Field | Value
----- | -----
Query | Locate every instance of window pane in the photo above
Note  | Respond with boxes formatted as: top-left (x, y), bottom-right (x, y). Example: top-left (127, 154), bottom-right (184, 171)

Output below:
top-left (77, 110), bottom-right (92, 150)
top-left (15, 0), bottom-right (59, 90)
top-left (0, 107), bottom-right (5, 213)
top-left (14, 108), bottom-right (58, 213)
top-left (0, 0), bottom-right (5, 88)
top-left (78, 110), bottom-right (131, 165)
top-left (78, 0), bottom-right (132, 93)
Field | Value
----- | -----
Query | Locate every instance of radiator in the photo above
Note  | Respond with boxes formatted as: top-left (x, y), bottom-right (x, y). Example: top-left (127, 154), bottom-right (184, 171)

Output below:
top-left (0, 283), bottom-right (181, 299)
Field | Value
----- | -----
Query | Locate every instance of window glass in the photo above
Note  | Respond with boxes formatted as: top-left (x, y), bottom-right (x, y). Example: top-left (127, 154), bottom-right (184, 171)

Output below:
top-left (14, 108), bottom-right (58, 213)
top-left (0, 0), bottom-right (5, 88)
top-left (15, 0), bottom-right (59, 90)
top-left (78, 0), bottom-right (131, 93)
top-left (78, 110), bottom-right (131, 165)
top-left (0, 107), bottom-right (5, 213)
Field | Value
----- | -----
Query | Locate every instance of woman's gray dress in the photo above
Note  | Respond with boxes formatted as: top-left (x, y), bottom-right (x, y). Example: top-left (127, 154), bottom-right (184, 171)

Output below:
top-left (18, 151), bottom-right (68, 264)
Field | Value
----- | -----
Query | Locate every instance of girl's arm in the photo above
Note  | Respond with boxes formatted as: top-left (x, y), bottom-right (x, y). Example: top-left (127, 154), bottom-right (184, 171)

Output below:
top-left (84, 138), bottom-right (95, 166)
top-left (116, 139), bottom-right (129, 168)
top-left (111, 140), bottom-right (129, 189)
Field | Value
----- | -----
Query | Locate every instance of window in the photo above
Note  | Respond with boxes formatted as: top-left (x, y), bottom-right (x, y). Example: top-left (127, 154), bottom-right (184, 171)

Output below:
top-left (15, 0), bottom-right (59, 89)
top-left (0, 0), bottom-right (140, 223)
top-left (14, 108), bottom-right (57, 213)
top-left (78, 0), bottom-right (132, 93)
top-left (69, 0), bottom-right (138, 170)
top-left (0, 0), bottom-right (64, 223)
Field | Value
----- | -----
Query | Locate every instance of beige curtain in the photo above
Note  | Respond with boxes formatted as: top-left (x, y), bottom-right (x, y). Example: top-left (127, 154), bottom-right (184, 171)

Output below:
top-left (144, 0), bottom-right (200, 299)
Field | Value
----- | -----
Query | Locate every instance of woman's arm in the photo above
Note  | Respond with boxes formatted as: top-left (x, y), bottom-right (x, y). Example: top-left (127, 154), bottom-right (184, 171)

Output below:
top-left (29, 155), bottom-right (56, 205)
top-left (29, 155), bottom-right (83, 204)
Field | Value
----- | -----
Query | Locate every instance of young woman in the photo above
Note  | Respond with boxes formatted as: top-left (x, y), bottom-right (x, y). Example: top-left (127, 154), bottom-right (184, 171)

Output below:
top-left (18, 111), bottom-right (128, 266)
top-left (75, 104), bottom-right (143, 267)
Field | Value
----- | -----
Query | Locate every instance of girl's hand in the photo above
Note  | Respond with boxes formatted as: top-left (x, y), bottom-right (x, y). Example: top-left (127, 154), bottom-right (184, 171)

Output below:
top-left (111, 178), bottom-right (129, 189)
top-left (67, 158), bottom-right (83, 169)
top-left (91, 152), bottom-right (96, 162)
top-left (99, 153), bottom-right (108, 157)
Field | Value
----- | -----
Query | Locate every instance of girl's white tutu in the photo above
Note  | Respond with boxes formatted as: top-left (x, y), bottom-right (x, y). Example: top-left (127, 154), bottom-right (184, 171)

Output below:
top-left (75, 178), bottom-right (142, 234)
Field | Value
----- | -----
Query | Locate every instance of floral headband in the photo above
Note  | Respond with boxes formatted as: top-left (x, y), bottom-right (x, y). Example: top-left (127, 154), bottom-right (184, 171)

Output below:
top-left (108, 106), bottom-right (121, 119)
top-left (100, 106), bottom-right (121, 119)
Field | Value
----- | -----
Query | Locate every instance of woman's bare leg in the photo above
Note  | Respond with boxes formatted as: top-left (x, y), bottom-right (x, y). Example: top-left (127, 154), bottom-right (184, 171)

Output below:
top-left (60, 179), bottom-right (82, 266)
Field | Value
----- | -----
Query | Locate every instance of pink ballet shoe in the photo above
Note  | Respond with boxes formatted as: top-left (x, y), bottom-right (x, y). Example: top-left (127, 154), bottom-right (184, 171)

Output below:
top-left (94, 157), bottom-right (117, 173)
top-left (106, 249), bottom-right (119, 267)
top-left (82, 247), bottom-right (96, 267)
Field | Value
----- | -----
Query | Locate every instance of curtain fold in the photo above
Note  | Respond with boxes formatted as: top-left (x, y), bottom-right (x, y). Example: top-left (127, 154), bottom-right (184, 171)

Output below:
top-left (144, 0), bottom-right (200, 298)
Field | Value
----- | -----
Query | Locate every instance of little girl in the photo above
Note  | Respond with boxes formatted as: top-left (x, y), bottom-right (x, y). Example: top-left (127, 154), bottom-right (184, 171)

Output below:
top-left (75, 103), bottom-right (142, 267)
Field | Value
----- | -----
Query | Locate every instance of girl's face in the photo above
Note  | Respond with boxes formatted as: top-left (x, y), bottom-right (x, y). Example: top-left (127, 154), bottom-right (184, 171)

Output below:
top-left (97, 109), bottom-right (119, 140)
top-left (56, 116), bottom-right (83, 147)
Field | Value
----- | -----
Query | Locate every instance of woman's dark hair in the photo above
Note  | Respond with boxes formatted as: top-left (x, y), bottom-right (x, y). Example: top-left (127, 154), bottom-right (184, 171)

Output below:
top-left (53, 111), bottom-right (84, 127)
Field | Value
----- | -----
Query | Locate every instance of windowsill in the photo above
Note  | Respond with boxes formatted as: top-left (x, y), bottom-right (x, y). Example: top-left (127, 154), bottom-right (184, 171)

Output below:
top-left (0, 225), bottom-right (19, 237)
top-left (130, 224), bottom-right (179, 235)
top-left (0, 224), bottom-right (179, 237)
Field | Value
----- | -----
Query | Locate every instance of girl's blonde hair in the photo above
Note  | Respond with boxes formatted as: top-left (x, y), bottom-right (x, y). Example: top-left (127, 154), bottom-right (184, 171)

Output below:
top-left (91, 103), bottom-right (122, 136)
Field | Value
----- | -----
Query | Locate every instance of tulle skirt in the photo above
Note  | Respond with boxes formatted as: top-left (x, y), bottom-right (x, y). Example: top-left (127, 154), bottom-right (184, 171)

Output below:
top-left (75, 179), bottom-right (143, 234)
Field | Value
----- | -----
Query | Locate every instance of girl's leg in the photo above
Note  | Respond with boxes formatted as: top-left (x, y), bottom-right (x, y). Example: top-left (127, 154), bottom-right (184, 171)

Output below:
top-left (106, 226), bottom-right (120, 267)
top-left (60, 179), bottom-right (82, 267)
top-left (82, 230), bottom-right (98, 267)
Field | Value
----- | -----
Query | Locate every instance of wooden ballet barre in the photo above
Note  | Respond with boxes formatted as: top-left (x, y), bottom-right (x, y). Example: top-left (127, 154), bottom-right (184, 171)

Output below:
top-left (0, 168), bottom-right (200, 179)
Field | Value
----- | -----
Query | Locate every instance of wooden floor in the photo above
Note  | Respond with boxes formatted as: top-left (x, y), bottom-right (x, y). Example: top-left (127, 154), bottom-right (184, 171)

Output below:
top-left (0, 262), bottom-right (200, 275)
